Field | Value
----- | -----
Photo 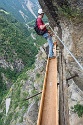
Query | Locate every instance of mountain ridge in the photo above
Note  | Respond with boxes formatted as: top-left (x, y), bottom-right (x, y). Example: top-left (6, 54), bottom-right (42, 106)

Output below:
top-left (0, 0), bottom-right (39, 23)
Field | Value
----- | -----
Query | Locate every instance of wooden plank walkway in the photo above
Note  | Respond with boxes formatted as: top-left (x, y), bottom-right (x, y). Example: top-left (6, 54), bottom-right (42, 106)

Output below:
top-left (37, 43), bottom-right (58, 125)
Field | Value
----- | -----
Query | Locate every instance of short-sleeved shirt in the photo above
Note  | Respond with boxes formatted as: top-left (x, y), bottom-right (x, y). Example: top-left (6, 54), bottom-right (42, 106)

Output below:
top-left (37, 17), bottom-right (47, 32)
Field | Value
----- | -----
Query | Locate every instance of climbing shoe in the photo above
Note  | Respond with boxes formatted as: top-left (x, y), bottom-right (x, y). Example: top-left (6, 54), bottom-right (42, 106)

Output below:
top-left (49, 56), bottom-right (56, 59)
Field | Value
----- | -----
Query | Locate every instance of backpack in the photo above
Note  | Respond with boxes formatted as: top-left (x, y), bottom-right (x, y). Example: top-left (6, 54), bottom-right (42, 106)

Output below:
top-left (34, 19), bottom-right (47, 35)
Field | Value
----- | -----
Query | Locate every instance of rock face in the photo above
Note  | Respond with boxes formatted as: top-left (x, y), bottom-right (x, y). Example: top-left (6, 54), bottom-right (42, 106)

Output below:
top-left (38, 0), bottom-right (83, 90)
top-left (0, 58), bottom-right (24, 72)
top-left (68, 80), bottom-right (83, 125)
top-left (23, 102), bottom-right (38, 125)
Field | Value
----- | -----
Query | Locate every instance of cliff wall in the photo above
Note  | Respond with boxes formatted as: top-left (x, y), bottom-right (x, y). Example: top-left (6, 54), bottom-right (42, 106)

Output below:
top-left (39, 0), bottom-right (83, 90)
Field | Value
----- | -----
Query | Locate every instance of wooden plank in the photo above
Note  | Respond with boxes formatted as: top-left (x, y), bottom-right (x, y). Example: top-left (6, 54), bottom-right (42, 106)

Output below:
top-left (37, 59), bottom-right (49, 125)
top-left (59, 50), bottom-right (70, 125)
top-left (62, 55), bottom-right (70, 125)
top-left (59, 51), bottom-right (65, 125)
top-left (37, 44), bottom-right (58, 125)
top-left (41, 57), bottom-right (57, 125)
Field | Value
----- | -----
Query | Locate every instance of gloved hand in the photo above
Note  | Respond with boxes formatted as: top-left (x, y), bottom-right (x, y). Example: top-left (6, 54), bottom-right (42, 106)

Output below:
top-left (45, 23), bottom-right (49, 26)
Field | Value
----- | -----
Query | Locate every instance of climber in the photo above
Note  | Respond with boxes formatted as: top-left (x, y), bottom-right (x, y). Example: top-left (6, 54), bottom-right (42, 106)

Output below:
top-left (37, 8), bottom-right (55, 58)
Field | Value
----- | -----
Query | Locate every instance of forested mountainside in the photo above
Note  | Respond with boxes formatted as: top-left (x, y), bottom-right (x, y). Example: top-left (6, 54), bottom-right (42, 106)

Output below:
top-left (0, 9), bottom-right (47, 124)
top-left (0, 0), bottom-right (39, 23)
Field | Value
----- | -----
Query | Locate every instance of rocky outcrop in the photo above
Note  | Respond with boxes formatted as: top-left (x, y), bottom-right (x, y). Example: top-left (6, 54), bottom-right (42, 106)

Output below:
top-left (23, 102), bottom-right (38, 125)
top-left (68, 79), bottom-right (83, 125)
top-left (0, 58), bottom-right (24, 72)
